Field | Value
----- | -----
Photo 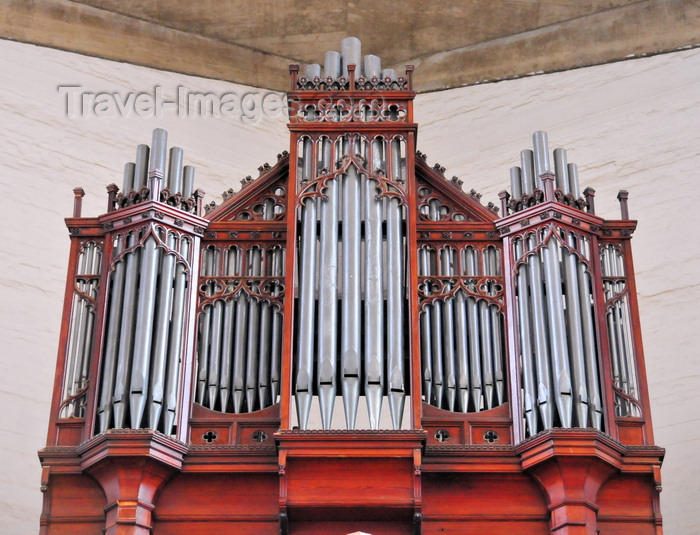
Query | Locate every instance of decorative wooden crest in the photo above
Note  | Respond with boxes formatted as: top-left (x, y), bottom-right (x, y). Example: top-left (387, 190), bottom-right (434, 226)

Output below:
top-left (205, 151), bottom-right (290, 223)
top-left (415, 153), bottom-right (498, 223)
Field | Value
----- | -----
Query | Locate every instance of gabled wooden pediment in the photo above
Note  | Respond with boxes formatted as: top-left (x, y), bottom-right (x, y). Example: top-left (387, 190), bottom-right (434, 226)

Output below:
top-left (415, 154), bottom-right (498, 223)
top-left (205, 151), bottom-right (290, 223)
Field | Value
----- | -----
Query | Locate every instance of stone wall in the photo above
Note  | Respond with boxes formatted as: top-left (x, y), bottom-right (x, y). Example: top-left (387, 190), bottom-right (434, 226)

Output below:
top-left (0, 39), bottom-right (697, 534)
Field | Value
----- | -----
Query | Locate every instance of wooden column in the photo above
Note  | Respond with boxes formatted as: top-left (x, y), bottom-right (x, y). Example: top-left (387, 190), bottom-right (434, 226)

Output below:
top-left (77, 430), bottom-right (187, 534)
top-left (517, 429), bottom-right (621, 534)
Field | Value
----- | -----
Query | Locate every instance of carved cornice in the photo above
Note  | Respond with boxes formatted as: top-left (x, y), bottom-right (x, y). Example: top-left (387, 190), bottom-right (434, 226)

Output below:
top-left (76, 429), bottom-right (188, 471)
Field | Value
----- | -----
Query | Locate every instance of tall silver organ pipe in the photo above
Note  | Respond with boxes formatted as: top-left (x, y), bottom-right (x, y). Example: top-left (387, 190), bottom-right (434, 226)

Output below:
top-left (167, 148), bottom-right (184, 194)
top-left (324, 51), bottom-right (341, 80)
top-left (245, 247), bottom-right (263, 412)
top-left (532, 131), bottom-right (550, 178)
top-left (294, 135), bottom-right (407, 429)
top-left (122, 162), bottom-right (135, 193)
top-left (541, 237), bottom-right (573, 427)
top-left (440, 248), bottom-right (457, 412)
top-left (553, 148), bottom-right (570, 194)
top-left (148, 231), bottom-right (177, 429)
top-left (316, 136), bottom-right (339, 426)
top-left (341, 163), bottom-right (362, 429)
top-left (520, 150), bottom-right (535, 194)
top-left (364, 177), bottom-right (384, 428)
top-left (164, 237), bottom-right (189, 435)
top-left (386, 193), bottom-right (406, 428)
top-left (296, 137), bottom-right (317, 429)
top-left (341, 36), bottom-right (362, 78)
top-left (514, 229), bottom-right (603, 436)
top-left (269, 247), bottom-right (284, 404)
top-left (364, 55), bottom-right (381, 79)
top-left (133, 145), bottom-right (149, 191)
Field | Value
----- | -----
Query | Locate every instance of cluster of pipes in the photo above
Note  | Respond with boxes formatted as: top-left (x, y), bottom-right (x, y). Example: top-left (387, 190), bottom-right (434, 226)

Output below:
top-left (419, 245), bottom-right (507, 413)
top-left (300, 36), bottom-right (399, 86)
top-left (513, 226), bottom-right (604, 435)
top-left (295, 134), bottom-right (407, 430)
top-left (507, 131), bottom-right (605, 435)
top-left (60, 241), bottom-right (102, 418)
top-left (119, 129), bottom-right (196, 211)
top-left (601, 244), bottom-right (640, 417)
top-left (97, 130), bottom-right (195, 435)
top-left (196, 245), bottom-right (284, 414)
top-left (509, 131), bottom-right (582, 209)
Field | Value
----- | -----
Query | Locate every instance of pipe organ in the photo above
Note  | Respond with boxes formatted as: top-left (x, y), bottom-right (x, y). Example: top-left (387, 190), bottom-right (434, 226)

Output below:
top-left (40, 38), bottom-right (664, 535)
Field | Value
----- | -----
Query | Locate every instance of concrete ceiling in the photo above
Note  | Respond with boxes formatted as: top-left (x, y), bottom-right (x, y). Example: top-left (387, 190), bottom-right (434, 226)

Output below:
top-left (1, 0), bottom-right (698, 91)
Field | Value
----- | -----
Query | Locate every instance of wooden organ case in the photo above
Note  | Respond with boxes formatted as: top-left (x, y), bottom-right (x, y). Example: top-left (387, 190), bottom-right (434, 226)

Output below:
top-left (39, 38), bottom-right (664, 535)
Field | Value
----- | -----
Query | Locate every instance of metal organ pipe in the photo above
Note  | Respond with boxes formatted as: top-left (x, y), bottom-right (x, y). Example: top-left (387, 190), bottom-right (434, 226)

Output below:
top-left (183, 165), bottom-right (195, 199)
top-left (112, 232), bottom-right (140, 428)
top-left (561, 233), bottom-right (589, 427)
top-left (465, 248), bottom-right (483, 411)
top-left (133, 145), bottom-right (149, 190)
top-left (553, 148), bottom-right (570, 194)
top-left (454, 286), bottom-right (469, 413)
top-left (532, 131), bottom-right (551, 179)
top-left (478, 294), bottom-right (495, 410)
top-left (526, 235), bottom-right (553, 429)
top-left (568, 163), bottom-right (581, 198)
top-left (541, 237), bottom-right (573, 427)
top-left (296, 137), bottom-right (317, 429)
top-left (149, 128), bottom-right (168, 186)
top-left (419, 248), bottom-right (433, 405)
top-left (269, 247), bottom-right (284, 404)
top-left (486, 248), bottom-right (505, 406)
top-left (232, 263), bottom-right (249, 414)
top-left (98, 236), bottom-right (126, 431)
top-left (510, 167), bottom-right (522, 199)
top-left (196, 249), bottom-right (214, 405)
top-left (129, 233), bottom-right (161, 428)
top-left (576, 241), bottom-right (603, 429)
top-left (245, 247), bottom-right (263, 412)
top-left (520, 150), bottom-right (535, 194)
top-left (324, 51), bottom-right (341, 80)
top-left (430, 252), bottom-right (444, 409)
top-left (440, 248), bottom-right (457, 412)
top-left (382, 69), bottom-right (397, 81)
top-left (341, 36), bottom-right (362, 78)
top-left (303, 63), bottom-right (321, 80)
top-left (164, 237), bottom-right (189, 435)
top-left (514, 239), bottom-right (538, 434)
top-left (387, 193), bottom-right (405, 428)
top-left (364, 55), bottom-right (381, 79)
top-left (122, 162), bottom-right (135, 193)
top-left (341, 163), bottom-right (362, 429)
top-left (148, 231), bottom-right (177, 428)
top-left (257, 273), bottom-right (272, 409)
top-left (167, 147), bottom-right (184, 194)
top-left (219, 248), bottom-right (239, 412)
top-left (317, 172), bottom-right (339, 429)
top-left (364, 177), bottom-right (384, 428)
